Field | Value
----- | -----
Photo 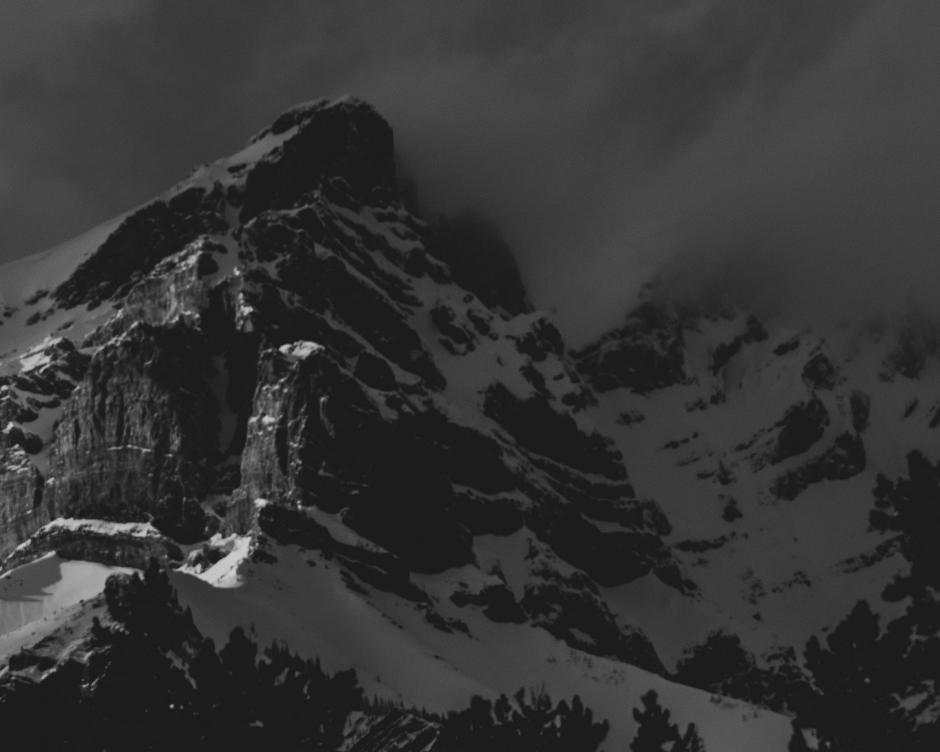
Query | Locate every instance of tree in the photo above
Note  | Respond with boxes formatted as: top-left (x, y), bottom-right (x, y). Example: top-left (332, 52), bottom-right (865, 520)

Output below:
top-left (2, 572), bottom-right (366, 752)
top-left (554, 694), bottom-right (610, 752)
top-left (788, 723), bottom-right (812, 752)
top-left (870, 451), bottom-right (940, 595)
top-left (675, 722), bottom-right (707, 752)
top-left (630, 690), bottom-right (679, 752)
top-left (438, 694), bottom-right (499, 750)
top-left (189, 637), bottom-right (226, 742)
top-left (437, 686), bottom-right (608, 752)
top-left (674, 630), bottom-right (760, 699)
top-left (252, 641), bottom-right (361, 750)
top-left (795, 600), bottom-right (908, 751)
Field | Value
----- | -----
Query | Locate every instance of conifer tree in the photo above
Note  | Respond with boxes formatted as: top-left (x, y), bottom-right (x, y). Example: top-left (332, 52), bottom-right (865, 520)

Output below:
top-left (796, 600), bottom-right (908, 751)
top-left (675, 722), bottom-right (707, 752)
top-left (871, 451), bottom-right (940, 594)
top-left (674, 630), bottom-right (759, 697)
top-left (437, 687), bottom-right (607, 751)
top-left (787, 723), bottom-right (811, 752)
top-left (630, 690), bottom-right (679, 752)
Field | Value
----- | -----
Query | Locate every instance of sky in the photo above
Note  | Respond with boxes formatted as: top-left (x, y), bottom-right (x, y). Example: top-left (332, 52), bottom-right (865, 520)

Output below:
top-left (0, 0), bottom-right (937, 342)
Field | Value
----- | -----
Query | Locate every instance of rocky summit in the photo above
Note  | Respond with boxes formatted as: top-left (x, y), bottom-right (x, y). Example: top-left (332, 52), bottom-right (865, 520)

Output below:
top-left (1, 97), bottom-right (938, 751)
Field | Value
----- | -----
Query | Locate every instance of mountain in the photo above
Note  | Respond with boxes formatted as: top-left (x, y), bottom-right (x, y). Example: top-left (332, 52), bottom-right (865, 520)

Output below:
top-left (0, 96), bottom-right (936, 750)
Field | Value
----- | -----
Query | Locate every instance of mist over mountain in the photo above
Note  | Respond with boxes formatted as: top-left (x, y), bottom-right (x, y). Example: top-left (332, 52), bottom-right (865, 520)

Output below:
top-left (1, 0), bottom-right (937, 342)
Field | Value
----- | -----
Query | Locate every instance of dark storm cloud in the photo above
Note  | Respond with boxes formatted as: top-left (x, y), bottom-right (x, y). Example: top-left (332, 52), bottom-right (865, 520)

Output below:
top-left (637, 0), bottom-right (940, 329)
top-left (596, 0), bottom-right (875, 151)
top-left (0, 0), bottom-right (287, 255)
top-left (0, 0), bottom-right (936, 341)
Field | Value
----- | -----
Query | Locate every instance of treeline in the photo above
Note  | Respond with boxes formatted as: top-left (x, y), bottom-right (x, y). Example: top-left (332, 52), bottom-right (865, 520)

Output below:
top-left (661, 451), bottom-right (940, 751)
top-left (436, 686), bottom-right (704, 752)
top-left (436, 688), bottom-right (609, 751)
top-left (0, 559), bottom-right (362, 751)
top-left (0, 559), bottom-right (713, 751)
top-left (786, 450), bottom-right (940, 751)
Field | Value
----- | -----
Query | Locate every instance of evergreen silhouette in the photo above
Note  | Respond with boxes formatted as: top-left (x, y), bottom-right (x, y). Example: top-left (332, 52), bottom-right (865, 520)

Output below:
top-left (794, 600), bottom-right (909, 751)
top-left (871, 451), bottom-right (940, 595)
top-left (630, 690), bottom-right (680, 752)
top-left (3, 563), bottom-right (618, 752)
top-left (674, 630), bottom-right (759, 695)
top-left (675, 722), bottom-right (707, 752)
top-left (674, 630), bottom-right (800, 712)
top-left (437, 685), bottom-right (608, 751)
top-left (787, 723), bottom-right (812, 752)
top-left (0, 560), bottom-right (364, 752)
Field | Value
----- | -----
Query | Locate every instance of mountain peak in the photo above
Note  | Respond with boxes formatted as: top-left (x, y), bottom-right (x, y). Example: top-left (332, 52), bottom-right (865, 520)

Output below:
top-left (237, 95), bottom-right (397, 218)
top-left (262, 95), bottom-right (385, 138)
top-left (45, 96), bottom-right (397, 311)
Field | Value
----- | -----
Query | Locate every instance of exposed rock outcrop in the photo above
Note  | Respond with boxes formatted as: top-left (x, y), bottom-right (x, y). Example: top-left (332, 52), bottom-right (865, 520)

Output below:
top-left (801, 352), bottom-right (838, 390)
top-left (428, 211), bottom-right (532, 317)
top-left (233, 342), bottom-right (372, 521)
top-left (54, 185), bottom-right (228, 310)
top-left (576, 302), bottom-right (687, 393)
top-left (1, 519), bottom-right (182, 572)
top-left (47, 322), bottom-right (218, 541)
top-left (0, 447), bottom-right (49, 556)
top-left (771, 432), bottom-right (867, 500)
top-left (710, 315), bottom-right (768, 375)
top-left (238, 97), bottom-right (397, 220)
top-left (770, 396), bottom-right (830, 465)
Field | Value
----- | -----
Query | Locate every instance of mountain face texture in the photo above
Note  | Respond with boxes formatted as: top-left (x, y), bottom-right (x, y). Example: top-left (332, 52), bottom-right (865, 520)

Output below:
top-left (1, 97), bottom-right (938, 750)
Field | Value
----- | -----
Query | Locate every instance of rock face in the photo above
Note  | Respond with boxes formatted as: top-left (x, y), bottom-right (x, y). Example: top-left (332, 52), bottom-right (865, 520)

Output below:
top-left (1, 519), bottom-right (182, 571)
top-left (770, 396), bottom-right (830, 465)
top-left (237, 344), bottom-right (476, 573)
top-left (428, 211), bottom-right (532, 316)
top-left (801, 352), bottom-right (838, 390)
top-left (575, 302), bottom-right (688, 393)
top-left (0, 96), bottom-right (673, 667)
top-left (238, 97), bottom-right (397, 219)
top-left (770, 432), bottom-right (866, 500)
top-left (53, 186), bottom-right (228, 310)
top-left (0, 337), bottom-right (94, 552)
top-left (233, 342), bottom-right (392, 527)
top-left (0, 447), bottom-right (48, 556)
top-left (47, 322), bottom-right (218, 541)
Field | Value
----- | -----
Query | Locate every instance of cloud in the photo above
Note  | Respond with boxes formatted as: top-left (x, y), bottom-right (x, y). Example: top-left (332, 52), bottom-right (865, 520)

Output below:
top-left (0, 0), bottom-right (935, 341)
top-left (631, 0), bottom-right (940, 329)
top-left (0, 0), bottom-right (279, 255)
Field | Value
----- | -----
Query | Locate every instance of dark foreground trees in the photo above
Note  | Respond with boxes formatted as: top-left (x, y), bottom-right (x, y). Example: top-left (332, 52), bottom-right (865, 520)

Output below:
top-left (0, 561), bottom-right (363, 752)
top-left (437, 686), bottom-right (609, 752)
top-left (0, 561), bottom-right (614, 752)
top-left (788, 455), bottom-right (940, 751)
top-left (0, 560), bottom-right (739, 752)
top-left (629, 690), bottom-right (705, 752)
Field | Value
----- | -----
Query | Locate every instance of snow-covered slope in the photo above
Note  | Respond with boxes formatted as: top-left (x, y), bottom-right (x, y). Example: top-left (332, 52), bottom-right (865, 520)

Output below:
top-left (574, 299), bottom-right (935, 666)
top-left (0, 552), bottom-right (132, 656)
top-left (171, 530), bottom-right (792, 750)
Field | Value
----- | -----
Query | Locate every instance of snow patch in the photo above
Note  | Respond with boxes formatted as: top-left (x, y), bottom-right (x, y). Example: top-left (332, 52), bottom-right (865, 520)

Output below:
top-left (0, 553), bottom-right (133, 656)
top-left (278, 340), bottom-right (324, 360)
top-left (37, 518), bottom-right (163, 539)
